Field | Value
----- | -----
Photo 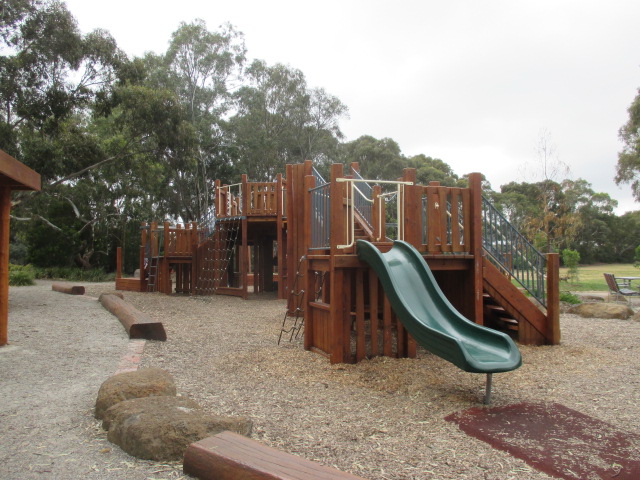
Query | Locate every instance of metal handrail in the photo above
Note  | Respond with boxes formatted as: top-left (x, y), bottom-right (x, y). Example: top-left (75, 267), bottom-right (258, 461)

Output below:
top-left (481, 196), bottom-right (547, 306)
top-left (216, 182), bottom-right (243, 216)
top-left (336, 178), bottom-right (413, 249)
top-left (350, 167), bottom-right (373, 229)
top-left (309, 182), bottom-right (331, 249)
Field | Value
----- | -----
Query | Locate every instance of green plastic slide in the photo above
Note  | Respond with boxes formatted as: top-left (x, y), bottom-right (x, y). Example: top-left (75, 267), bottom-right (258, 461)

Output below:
top-left (357, 240), bottom-right (522, 374)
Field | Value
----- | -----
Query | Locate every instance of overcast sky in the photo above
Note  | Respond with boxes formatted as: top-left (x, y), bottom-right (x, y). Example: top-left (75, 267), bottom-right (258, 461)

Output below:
top-left (64, 0), bottom-right (640, 213)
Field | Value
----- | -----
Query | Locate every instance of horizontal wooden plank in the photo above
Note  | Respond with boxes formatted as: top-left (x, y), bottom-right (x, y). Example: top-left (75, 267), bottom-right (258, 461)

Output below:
top-left (183, 431), bottom-right (367, 480)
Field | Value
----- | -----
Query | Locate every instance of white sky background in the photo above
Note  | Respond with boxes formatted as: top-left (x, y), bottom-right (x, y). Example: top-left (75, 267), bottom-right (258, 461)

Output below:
top-left (65, 0), bottom-right (640, 214)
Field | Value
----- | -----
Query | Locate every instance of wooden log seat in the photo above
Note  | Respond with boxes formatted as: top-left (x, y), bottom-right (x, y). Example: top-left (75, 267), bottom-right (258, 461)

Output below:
top-left (183, 431), bottom-right (367, 480)
top-left (99, 293), bottom-right (166, 341)
top-left (51, 283), bottom-right (85, 295)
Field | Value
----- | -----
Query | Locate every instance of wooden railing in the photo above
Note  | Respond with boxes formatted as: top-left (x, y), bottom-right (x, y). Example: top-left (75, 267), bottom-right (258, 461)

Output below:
top-left (145, 221), bottom-right (198, 258)
top-left (421, 184), bottom-right (471, 254)
top-left (213, 174), bottom-right (285, 219)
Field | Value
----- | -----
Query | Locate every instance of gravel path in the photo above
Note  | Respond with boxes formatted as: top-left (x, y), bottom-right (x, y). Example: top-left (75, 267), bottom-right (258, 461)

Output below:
top-left (1, 281), bottom-right (639, 479)
top-left (0, 281), bottom-right (184, 480)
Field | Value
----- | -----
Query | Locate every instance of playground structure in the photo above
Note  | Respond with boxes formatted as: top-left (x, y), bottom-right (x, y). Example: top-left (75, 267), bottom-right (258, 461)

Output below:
top-left (116, 161), bottom-right (560, 367)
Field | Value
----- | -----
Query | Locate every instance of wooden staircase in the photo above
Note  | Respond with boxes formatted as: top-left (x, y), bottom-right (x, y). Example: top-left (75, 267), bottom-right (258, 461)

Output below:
top-left (482, 257), bottom-right (552, 345)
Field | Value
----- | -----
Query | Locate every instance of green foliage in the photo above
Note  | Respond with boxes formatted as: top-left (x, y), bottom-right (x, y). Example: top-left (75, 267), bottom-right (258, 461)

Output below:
top-left (559, 291), bottom-right (581, 304)
top-left (616, 87), bottom-right (640, 201)
top-left (634, 245), bottom-right (640, 268)
top-left (561, 249), bottom-right (580, 281)
top-left (8, 264), bottom-right (35, 286)
top-left (33, 266), bottom-right (114, 282)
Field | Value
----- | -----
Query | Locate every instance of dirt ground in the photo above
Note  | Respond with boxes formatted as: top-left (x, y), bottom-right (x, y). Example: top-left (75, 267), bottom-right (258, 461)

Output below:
top-left (1, 281), bottom-right (639, 479)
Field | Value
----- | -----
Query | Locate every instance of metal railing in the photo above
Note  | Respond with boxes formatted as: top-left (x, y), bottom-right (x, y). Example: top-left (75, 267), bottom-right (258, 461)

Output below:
top-left (350, 167), bottom-right (373, 229)
top-left (310, 181), bottom-right (331, 250)
top-left (482, 196), bottom-right (547, 306)
top-left (337, 178), bottom-right (413, 249)
top-left (312, 166), bottom-right (326, 185)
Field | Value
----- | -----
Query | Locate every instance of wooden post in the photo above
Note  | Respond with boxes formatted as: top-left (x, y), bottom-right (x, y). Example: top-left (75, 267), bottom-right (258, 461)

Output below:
top-left (402, 168), bottom-right (420, 248)
top-left (468, 173), bottom-right (484, 325)
top-left (0, 187), bottom-right (11, 346)
top-left (140, 222), bottom-right (147, 280)
top-left (241, 175), bottom-right (249, 299)
top-left (546, 252), bottom-right (561, 344)
top-left (116, 247), bottom-right (123, 279)
top-left (276, 173), bottom-right (284, 299)
top-left (329, 164), bottom-right (350, 363)
top-left (303, 174), bottom-right (315, 351)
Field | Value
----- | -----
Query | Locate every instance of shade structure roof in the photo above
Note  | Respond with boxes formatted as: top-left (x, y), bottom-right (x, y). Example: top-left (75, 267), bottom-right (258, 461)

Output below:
top-left (0, 150), bottom-right (41, 192)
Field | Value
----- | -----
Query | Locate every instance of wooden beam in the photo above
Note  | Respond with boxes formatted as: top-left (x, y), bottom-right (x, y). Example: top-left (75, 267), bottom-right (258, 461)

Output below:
top-left (0, 149), bottom-right (41, 191)
top-left (183, 431), bottom-right (366, 480)
top-left (51, 283), bottom-right (85, 295)
top-left (99, 293), bottom-right (166, 341)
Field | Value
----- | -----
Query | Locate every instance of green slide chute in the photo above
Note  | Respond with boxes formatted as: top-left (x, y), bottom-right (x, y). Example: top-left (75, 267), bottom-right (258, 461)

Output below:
top-left (357, 240), bottom-right (522, 374)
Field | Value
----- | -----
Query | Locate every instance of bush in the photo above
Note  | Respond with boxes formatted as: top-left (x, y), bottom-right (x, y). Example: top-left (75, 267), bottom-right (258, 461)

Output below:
top-left (559, 291), bottom-right (581, 304)
top-left (33, 267), bottom-right (115, 282)
top-left (635, 245), bottom-right (640, 268)
top-left (562, 248), bottom-right (581, 282)
top-left (8, 264), bottom-right (35, 286)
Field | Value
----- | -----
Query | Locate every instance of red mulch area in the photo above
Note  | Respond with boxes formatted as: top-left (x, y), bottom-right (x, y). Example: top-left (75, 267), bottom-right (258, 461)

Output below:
top-left (445, 402), bottom-right (640, 480)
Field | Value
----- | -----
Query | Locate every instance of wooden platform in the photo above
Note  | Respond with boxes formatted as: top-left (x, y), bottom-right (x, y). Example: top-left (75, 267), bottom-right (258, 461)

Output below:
top-left (115, 277), bottom-right (146, 292)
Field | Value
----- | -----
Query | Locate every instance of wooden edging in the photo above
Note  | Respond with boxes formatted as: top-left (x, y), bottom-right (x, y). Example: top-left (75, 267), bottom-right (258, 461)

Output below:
top-left (52, 283), bottom-right (85, 295)
top-left (98, 293), bottom-right (166, 341)
top-left (183, 431), bottom-right (367, 480)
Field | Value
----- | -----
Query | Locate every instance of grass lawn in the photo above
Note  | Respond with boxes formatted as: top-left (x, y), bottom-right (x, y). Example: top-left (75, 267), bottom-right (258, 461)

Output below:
top-left (559, 263), bottom-right (640, 292)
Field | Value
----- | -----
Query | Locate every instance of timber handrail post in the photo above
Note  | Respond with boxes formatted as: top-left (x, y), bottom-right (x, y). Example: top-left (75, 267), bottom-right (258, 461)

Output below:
top-left (469, 172), bottom-right (484, 325)
top-left (116, 247), bottom-right (123, 279)
top-left (546, 252), bottom-right (561, 344)
top-left (372, 185), bottom-right (382, 241)
top-left (241, 174), bottom-right (248, 217)
top-left (150, 221), bottom-right (158, 258)
top-left (330, 164), bottom-right (345, 255)
top-left (163, 221), bottom-right (170, 258)
top-left (214, 179), bottom-right (222, 216)
top-left (402, 168), bottom-right (420, 248)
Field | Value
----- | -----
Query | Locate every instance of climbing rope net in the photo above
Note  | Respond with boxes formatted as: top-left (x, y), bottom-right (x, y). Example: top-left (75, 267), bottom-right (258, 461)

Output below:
top-left (194, 205), bottom-right (243, 295)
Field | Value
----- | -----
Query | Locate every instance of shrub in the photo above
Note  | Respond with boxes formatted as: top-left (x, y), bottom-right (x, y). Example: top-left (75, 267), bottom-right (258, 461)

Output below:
top-left (635, 245), bottom-right (640, 268)
top-left (32, 266), bottom-right (114, 282)
top-left (562, 248), bottom-right (581, 282)
top-left (8, 264), bottom-right (35, 286)
top-left (559, 291), bottom-right (581, 304)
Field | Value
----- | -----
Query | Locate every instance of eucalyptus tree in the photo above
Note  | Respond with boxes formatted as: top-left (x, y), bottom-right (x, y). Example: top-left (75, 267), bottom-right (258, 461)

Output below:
top-left (616, 88), bottom-right (640, 202)
top-left (229, 60), bottom-right (347, 180)
top-left (141, 19), bottom-right (246, 219)
top-left (339, 135), bottom-right (405, 180)
top-left (408, 154), bottom-right (465, 187)
top-left (0, 0), bottom-right (136, 267)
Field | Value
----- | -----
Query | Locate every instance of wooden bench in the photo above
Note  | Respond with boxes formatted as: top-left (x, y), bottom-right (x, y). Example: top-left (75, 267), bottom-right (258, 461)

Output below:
top-left (183, 431), bottom-right (367, 480)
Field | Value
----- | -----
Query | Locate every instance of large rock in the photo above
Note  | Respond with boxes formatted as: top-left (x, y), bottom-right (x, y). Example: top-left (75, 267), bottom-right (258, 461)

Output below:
top-left (95, 368), bottom-right (176, 420)
top-left (568, 303), bottom-right (634, 320)
top-left (106, 396), bottom-right (253, 461)
top-left (102, 395), bottom-right (200, 431)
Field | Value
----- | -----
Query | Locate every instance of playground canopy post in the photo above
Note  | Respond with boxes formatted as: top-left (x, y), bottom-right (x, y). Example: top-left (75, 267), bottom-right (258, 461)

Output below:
top-left (0, 150), bottom-right (41, 346)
